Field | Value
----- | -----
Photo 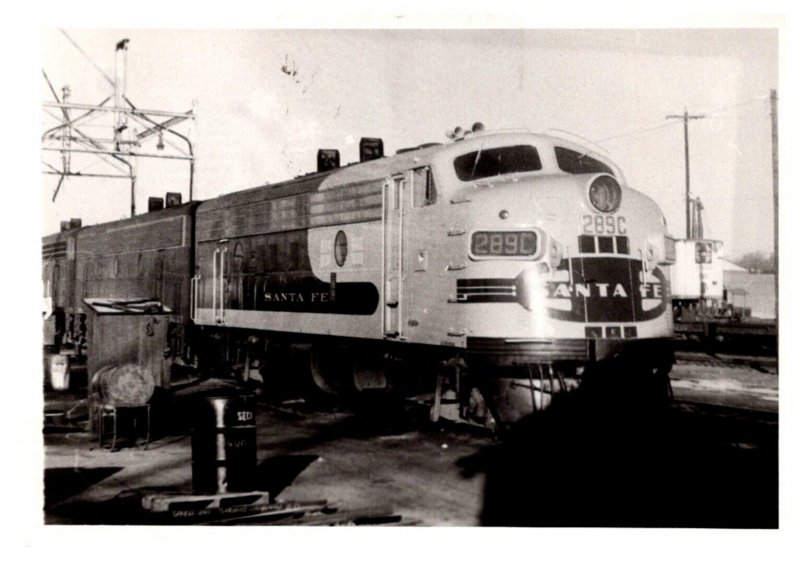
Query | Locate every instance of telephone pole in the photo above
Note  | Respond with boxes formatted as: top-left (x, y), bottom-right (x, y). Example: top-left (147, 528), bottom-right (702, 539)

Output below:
top-left (770, 89), bottom-right (778, 334)
top-left (667, 108), bottom-right (705, 238)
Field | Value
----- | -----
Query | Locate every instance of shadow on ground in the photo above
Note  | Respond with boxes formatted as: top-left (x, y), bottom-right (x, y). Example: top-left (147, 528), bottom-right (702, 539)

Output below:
top-left (254, 454), bottom-right (319, 498)
top-left (44, 467), bottom-right (124, 509)
top-left (459, 375), bottom-right (778, 528)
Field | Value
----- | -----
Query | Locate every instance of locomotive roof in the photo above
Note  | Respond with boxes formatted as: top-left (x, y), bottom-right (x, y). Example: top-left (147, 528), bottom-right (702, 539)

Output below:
top-left (200, 129), bottom-right (625, 211)
top-left (319, 129), bottom-right (624, 189)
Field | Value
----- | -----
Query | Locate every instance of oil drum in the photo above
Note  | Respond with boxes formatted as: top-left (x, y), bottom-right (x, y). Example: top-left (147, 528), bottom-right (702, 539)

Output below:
top-left (191, 394), bottom-right (257, 494)
top-left (93, 363), bottom-right (155, 406)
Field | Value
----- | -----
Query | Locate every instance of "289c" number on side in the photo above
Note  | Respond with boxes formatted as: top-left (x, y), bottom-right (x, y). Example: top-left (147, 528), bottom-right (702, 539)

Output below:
top-left (582, 214), bottom-right (627, 235)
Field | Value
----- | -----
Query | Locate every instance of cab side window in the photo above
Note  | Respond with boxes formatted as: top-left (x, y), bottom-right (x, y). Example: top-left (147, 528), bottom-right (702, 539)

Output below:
top-left (413, 166), bottom-right (437, 207)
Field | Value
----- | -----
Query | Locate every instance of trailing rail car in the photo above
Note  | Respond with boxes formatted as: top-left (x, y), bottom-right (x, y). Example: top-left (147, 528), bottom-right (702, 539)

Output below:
top-left (43, 127), bottom-right (677, 427)
top-left (669, 238), bottom-right (776, 353)
top-left (42, 223), bottom-right (80, 346)
top-left (43, 202), bottom-right (199, 359)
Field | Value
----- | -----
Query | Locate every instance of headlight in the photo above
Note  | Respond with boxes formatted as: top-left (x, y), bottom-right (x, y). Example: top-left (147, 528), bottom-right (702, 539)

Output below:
top-left (587, 174), bottom-right (622, 213)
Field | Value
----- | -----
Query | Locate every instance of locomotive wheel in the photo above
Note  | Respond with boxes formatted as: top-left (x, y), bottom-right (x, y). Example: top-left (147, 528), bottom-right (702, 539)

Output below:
top-left (352, 353), bottom-right (390, 392)
top-left (309, 346), bottom-right (353, 395)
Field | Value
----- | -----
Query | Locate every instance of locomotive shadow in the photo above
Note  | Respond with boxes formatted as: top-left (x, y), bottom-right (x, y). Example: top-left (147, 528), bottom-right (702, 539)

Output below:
top-left (463, 377), bottom-right (778, 528)
top-left (254, 454), bottom-right (319, 498)
top-left (44, 466), bottom-right (124, 510)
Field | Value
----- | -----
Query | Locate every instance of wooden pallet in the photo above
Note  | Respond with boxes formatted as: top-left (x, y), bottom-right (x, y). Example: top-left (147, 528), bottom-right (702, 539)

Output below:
top-left (203, 502), bottom-right (413, 526)
top-left (141, 490), bottom-right (271, 513)
top-left (129, 490), bottom-right (412, 525)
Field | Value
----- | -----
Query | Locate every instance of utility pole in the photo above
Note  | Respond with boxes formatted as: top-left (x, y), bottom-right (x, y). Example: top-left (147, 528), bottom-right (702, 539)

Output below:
top-left (770, 89), bottom-right (778, 334)
top-left (667, 108), bottom-right (705, 238)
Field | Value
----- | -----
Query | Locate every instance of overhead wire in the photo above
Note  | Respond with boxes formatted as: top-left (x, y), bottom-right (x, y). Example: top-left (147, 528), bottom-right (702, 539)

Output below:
top-left (592, 119), bottom-right (681, 145)
top-left (703, 96), bottom-right (769, 119)
top-left (589, 95), bottom-right (770, 146)
top-left (59, 29), bottom-right (115, 87)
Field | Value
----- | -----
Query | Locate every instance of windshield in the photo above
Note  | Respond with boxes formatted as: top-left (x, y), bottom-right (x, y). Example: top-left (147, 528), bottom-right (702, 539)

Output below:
top-left (453, 145), bottom-right (542, 181)
top-left (555, 146), bottom-right (614, 175)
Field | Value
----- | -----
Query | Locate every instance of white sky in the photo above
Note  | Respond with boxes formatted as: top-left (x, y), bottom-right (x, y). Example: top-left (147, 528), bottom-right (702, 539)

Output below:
top-left (41, 27), bottom-right (777, 259)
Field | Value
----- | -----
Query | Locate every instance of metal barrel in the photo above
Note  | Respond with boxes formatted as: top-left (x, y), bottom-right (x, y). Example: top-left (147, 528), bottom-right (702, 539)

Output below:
top-left (191, 394), bottom-right (257, 494)
top-left (95, 363), bottom-right (155, 406)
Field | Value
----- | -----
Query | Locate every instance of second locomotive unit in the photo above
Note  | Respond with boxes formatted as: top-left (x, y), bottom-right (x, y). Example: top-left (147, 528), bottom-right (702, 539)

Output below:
top-left (44, 125), bottom-right (677, 427)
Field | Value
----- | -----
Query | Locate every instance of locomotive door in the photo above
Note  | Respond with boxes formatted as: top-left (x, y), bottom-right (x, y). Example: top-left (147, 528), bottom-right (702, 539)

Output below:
top-left (383, 176), bottom-right (406, 337)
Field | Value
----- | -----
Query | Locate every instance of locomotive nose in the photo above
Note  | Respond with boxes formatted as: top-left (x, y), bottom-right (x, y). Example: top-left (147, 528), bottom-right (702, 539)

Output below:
top-left (514, 265), bottom-right (551, 313)
top-left (515, 268), bottom-right (538, 311)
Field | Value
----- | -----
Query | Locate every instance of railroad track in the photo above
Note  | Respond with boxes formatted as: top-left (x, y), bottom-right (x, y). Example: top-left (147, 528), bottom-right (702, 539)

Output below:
top-left (674, 349), bottom-right (777, 370)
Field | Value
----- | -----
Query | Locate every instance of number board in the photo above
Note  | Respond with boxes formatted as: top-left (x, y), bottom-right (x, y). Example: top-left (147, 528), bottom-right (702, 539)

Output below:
top-left (582, 214), bottom-right (627, 235)
top-left (471, 231), bottom-right (538, 257)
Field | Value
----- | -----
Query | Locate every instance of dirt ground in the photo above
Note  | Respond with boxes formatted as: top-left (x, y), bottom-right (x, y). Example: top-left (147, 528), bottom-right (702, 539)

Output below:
top-left (671, 359), bottom-right (778, 413)
top-left (42, 360), bottom-right (778, 527)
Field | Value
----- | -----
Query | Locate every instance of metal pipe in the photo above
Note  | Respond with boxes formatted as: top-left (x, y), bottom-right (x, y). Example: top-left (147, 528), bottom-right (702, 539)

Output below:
top-left (683, 111), bottom-right (690, 238)
top-left (190, 276), bottom-right (198, 322)
top-left (43, 171), bottom-right (132, 179)
top-left (43, 101), bottom-right (195, 119)
top-left (126, 103), bottom-right (196, 200)
top-left (44, 135), bottom-right (122, 145)
top-left (42, 147), bottom-right (193, 161)
top-left (770, 89), bottom-right (779, 345)
top-left (189, 158), bottom-right (195, 202)
top-left (51, 174), bottom-right (65, 202)
top-left (195, 276), bottom-right (201, 321)
top-left (220, 248), bottom-right (228, 323)
top-left (41, 97), bottom-right (111, 140)
top-left (129, 170), bottom-right (136, 217)
top-left (212, 249), bottom-right (220, 322)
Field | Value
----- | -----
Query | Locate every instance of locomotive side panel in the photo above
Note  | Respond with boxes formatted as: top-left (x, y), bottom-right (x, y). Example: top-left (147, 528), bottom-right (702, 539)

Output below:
top-left (74, 203), bottom-right (196, 322)
top-left (391, 166), bottom-right (473, 348)
top-left (194, 176), bottom-right (385, 339)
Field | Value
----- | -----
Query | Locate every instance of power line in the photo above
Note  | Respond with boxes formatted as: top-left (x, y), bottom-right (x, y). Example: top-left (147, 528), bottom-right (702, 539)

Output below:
top-left (59, 29), bottom-right (115, 87)
top-left (703, 96), bottom-right (769, 119)
top-left (592, 119), bottom-right (681, 144)
top-left (591, 96), bottom-right (769, 146)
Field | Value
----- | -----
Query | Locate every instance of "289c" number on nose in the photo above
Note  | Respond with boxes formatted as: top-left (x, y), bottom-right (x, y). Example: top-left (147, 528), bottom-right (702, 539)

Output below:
top-left (582, 214), bottom-right (626, 235)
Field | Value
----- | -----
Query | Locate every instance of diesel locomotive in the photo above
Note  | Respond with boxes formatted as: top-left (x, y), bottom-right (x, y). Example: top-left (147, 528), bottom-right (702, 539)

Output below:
top-left (43, 125), bottom-right (677, 428)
